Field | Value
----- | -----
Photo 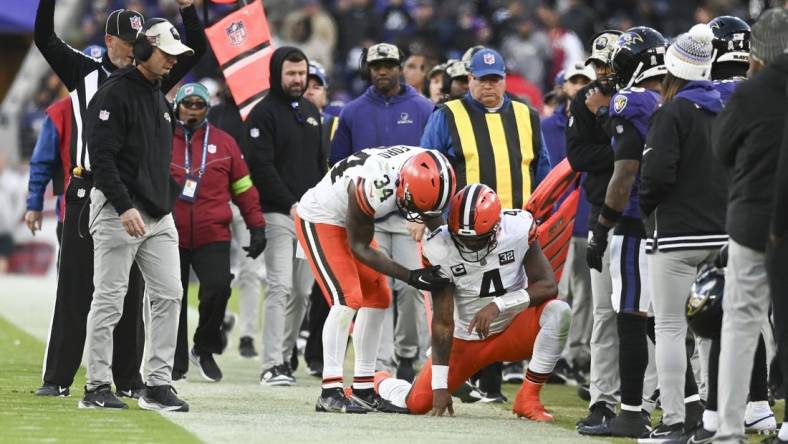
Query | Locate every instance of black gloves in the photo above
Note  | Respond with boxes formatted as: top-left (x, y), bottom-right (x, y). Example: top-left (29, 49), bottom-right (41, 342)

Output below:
top-left (243, 226), bottom-right (267, 259)
top-left (586, 222), bottom-right (612, 272)
top-left (407, 265), bottom-right (451, 291)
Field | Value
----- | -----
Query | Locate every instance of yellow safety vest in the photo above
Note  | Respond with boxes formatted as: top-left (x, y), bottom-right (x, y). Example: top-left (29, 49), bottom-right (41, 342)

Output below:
top-left (443, 96), bottom-right (540, 209)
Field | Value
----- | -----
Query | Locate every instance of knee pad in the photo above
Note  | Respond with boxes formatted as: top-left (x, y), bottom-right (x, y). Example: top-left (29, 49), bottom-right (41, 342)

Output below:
top-left (540, 299), bottom-right (571, 337)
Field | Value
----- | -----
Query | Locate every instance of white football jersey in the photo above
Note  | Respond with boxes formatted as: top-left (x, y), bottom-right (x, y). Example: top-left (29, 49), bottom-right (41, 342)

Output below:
top-left (298, 146), bottom-right (427, 226)
top-left (422, 209), bottom-right (536, 341)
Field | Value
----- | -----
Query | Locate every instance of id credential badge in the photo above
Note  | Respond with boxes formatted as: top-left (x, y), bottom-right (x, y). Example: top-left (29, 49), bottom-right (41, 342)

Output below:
top-left (180, 173), bottom-right (201, 202)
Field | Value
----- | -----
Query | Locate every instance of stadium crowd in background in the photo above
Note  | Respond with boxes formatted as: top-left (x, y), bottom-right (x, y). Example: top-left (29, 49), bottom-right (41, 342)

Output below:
top-left (4, 0), bottom-right (788, 443)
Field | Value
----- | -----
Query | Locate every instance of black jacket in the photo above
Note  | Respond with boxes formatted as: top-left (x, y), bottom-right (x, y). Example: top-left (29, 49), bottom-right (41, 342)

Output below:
top-left (641, 82), bottom-right (728, 253)
top-left (34, 0), bottom-right (206, 172)
top-left (565, 81), bottom-right (614, 223)
top-left (713, 55), bottom-right (788, 252)
top-left (86, 67), bottom-right (179, 218)
top-left (244, 46), bottom-right (326, 215)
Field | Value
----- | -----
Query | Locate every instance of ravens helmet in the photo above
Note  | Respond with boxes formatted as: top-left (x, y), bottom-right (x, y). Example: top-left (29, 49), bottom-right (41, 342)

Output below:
top-left (396, 150), bottom-right (456, 223)
top-left (686, 263), bottom-right (725, 339)
top-left (447, 184), bottom-right (502, 263)
top-left (611, 27), bottom-right (669, 88)
top-left (708, 16), bottom-right (751, 65)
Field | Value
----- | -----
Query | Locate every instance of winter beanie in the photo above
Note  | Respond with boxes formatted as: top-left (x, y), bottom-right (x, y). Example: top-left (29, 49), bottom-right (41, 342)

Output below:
top-left (665, 24), bottom-right (715, 81)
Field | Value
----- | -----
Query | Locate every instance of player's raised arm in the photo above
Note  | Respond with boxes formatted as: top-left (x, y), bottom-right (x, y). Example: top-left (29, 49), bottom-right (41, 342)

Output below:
top-left (523, 242), bottom-right (558, 306)
top-left (430, 284), bottom-right (455, 417)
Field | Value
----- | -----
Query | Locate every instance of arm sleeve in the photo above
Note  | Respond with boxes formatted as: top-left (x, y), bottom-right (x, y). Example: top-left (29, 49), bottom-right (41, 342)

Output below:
top-left (26, 116), bottom-right (60, 211)
top-left (86, 88), bottom-right (134, 215)
top-left (244, 109), bottom-right (298, 209)
top-left (565, 93), bottom-right (615, 172)
top-left (533, 131), bottom-right (551, 187)
top-left (640, 108), bottom-right (681, 217)
top-left (329, 111), bottom-right (353, 164)
top-left (610, 118), bottom-right (644, 161)
top-left (227, 135), bottom-right (266, 229)
top-left (712, 91), bottom-right (744, 167)
top-left (161, 5), bottom-right (207, 93)
top-left (420, 110), bottom-right (453, 157)
top-left (34, 0), bottom-right (101, 91)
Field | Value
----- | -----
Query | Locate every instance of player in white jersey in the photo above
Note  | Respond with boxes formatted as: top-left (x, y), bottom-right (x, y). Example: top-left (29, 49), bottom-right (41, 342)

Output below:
top-left (376, 184), bottom-right (571, 420)
top-left (294, 146), bottom-right (456, 413)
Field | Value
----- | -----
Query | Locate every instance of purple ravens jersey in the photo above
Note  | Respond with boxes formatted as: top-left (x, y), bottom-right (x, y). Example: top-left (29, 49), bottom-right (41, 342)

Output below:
top-left (712, 79), bottom-right (741, 105)
top-left (608, 87), bottom-right (661, 218)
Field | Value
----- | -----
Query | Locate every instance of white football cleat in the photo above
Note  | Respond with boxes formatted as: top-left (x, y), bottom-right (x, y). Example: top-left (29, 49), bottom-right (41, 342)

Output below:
top-left (744, 401), bottom-right (776, 433)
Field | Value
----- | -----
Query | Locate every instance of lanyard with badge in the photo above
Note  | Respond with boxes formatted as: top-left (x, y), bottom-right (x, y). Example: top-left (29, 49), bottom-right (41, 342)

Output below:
top-left (180, 125), bottom-right (210, 202)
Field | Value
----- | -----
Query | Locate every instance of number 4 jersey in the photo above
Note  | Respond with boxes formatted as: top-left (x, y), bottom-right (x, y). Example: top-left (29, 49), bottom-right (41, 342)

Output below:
top-left (423, 209), bottom-right (537, 341)
top-left (298, 146), bottom-right (427, 227)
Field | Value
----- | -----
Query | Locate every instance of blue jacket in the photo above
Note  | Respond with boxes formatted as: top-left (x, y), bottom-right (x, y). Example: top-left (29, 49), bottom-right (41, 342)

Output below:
top-left (27, 115), bottom-right (63, 220)
top-left (420, 93), bottom-right (551, 187)
top-left (330, 84), bottom-right (433, 164)
top-left (542, 103), bottom-right (590, 236)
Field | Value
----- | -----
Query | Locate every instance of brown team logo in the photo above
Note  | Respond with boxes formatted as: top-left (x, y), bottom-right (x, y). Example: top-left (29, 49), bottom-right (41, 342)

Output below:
top-left (226, 21), bottom-right (247, 46)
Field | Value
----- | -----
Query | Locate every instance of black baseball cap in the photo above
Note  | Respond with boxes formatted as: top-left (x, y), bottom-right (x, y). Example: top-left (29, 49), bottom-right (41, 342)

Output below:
top-left (105, 9), bottom-right (145, 42)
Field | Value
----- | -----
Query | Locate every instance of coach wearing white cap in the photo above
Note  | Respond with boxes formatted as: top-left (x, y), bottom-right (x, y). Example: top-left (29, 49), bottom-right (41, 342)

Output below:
top-left (81, 18), bottom-right (196, 412)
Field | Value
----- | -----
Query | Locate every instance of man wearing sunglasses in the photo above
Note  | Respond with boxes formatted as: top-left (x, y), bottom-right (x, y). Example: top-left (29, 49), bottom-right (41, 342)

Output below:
top-left (169, 83), bottom-right (267, 383)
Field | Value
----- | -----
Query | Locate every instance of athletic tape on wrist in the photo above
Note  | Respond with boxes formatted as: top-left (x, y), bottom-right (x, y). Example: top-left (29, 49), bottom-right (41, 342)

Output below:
top-left (432, 365), bottom-right (449, 390)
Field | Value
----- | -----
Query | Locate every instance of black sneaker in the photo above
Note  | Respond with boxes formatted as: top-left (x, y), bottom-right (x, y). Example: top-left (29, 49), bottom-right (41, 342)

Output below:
top-left (116, 385), bottom-right (145, 399)
top-left (637, 421), bottom-right (684, 443)
top-left (395, 356), bottom-right (415, 383)
top-left (377, 398), bottom-right (410, 414)
top-left (548, 358), bottom-right (573, 384)
top-left (452, 380), bottom-right (483, 403)
top-left (576, 401), bottom-right (616, 428)
top-left (579, 409), bottom-right (651, 438)
top-left (315, 387), bottom-right (367, 414)
top-left (478, 390), bottom-right (507, 403)
top-left (502, 361), bottom-right (524, 383)
top-left (239, 336), bottom-right (258, 359)
top-left (683, 426), bottom-right (714, 444)
top-left (307, 361), bottom-right (323, 377)
top-left (260, 365), bottom-right (294, 386)
top-left (577, 383), bottom-right (591, 401)
top-left (172, 369), bottom-right (187, 382)
top-left (189, 349), bottom-right (223, 382)
top-left (78, 384), bottom-right (128, 409)
top-left (35, 383), bottom-right (70, 397)
top-left (282, 363), bottom-right (296, 384)
top-left (350, 388), bottom-right (383, 412)
top-left (138, 385), bottom-right (189, 412)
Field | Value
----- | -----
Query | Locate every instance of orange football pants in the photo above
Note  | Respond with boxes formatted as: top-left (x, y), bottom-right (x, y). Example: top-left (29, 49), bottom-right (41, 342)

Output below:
top-left (294, 214), bottom-right (391, 310)
top-left (406, 302), bottom-right (550, 414)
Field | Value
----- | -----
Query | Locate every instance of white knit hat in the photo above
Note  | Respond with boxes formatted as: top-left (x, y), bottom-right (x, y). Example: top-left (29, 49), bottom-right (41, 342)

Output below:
top-left (665, 24), bottom-right (715, 81)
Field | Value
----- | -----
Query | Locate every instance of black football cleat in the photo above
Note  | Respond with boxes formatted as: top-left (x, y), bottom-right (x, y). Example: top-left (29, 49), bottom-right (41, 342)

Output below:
top-left (315, 388), bottom-right (367, 414)
top-left (138, 385), bottom-right (189, 412)
top-left (35, 383), bottom-right (70, 397)
top-left (576, 401), bottom-right (616, 428)
top-left (78, 384), bottom-right (128, 409)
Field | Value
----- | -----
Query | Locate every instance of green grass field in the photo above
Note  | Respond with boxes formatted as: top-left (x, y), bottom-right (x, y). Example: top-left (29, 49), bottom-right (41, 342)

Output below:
top-left (0, 278), bottom-right (778, 443)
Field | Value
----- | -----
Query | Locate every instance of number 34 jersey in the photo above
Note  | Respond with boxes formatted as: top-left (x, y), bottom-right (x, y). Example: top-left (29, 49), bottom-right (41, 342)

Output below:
top-left (422, 209), bottom-right (536, 341)
top-left (298, 146), bottom-right (427, 227)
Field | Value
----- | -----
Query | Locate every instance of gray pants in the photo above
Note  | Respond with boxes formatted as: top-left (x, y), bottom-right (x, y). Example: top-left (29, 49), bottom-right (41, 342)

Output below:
top-left (649, 248), bottom-right (716, 426)
top-left (260, 212), bottom-right (313, 370)
top-left (375, 222), bottom-right (428, 370)
top-left (86, 189), bottom-right (182, 389)
top-left (230, 204), bottom-right (266, 339)
top-left (589, 229), bottom-right (620, 410)
top-left (559, 236), bottom-right (593, 368)
top-left (717, 239), bottom-right (770, 442)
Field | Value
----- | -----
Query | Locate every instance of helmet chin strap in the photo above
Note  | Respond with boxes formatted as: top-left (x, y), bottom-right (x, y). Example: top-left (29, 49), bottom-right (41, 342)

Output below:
top-left (626, 61), bottom-right (644, 88)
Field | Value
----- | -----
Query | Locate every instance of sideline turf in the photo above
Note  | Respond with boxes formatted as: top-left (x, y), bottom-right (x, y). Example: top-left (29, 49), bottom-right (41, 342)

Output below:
top-left (0, 315), bottom-right (198, 444)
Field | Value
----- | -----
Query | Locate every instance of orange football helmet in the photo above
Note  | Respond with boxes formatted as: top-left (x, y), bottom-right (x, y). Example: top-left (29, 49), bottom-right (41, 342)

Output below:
top-left (396, 150), bottom-right (456, 222)
top-left (448, 184), bottom-right (502, 262)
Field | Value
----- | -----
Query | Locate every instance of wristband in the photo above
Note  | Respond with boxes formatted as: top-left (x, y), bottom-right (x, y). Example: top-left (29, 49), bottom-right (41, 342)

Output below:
top-left (431, 365), bottom-right (449, 390)
top-left (600, 204), bottom-right (622, 224)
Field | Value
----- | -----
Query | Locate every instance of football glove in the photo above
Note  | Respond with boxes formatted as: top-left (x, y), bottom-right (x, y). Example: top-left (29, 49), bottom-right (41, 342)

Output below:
top-left (243, 226), bottom-right (267, 259)
top-left (408, 265), bottom-right (451, 291)
top-left (586, 222), bottom-right (611, 272)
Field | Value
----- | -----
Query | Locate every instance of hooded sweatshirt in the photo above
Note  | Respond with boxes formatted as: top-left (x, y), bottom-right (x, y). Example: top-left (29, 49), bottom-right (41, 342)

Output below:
top-left (640, 80), bottom-right (727, 252)
top-left (244, 46), bottom-right (326, 215)
top-left (329, 83), bottom-right (433, 164)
